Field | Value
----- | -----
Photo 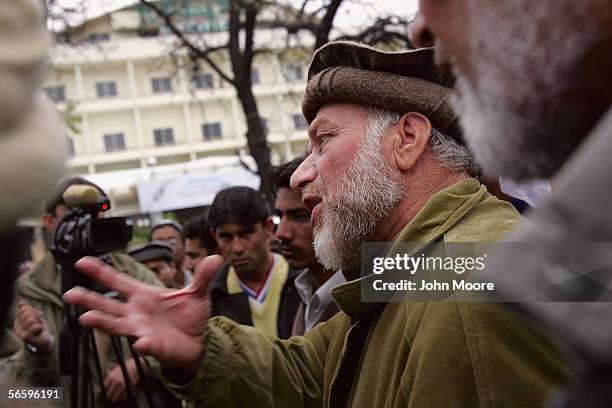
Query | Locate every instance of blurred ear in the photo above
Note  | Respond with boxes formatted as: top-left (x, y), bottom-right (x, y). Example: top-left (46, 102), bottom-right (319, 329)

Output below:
top-left (264, 217), bottom-right (275, 235)
top-left (42, 212), bottom-right (54, 233)
top-left (390, 112), bottom-right (432, 171)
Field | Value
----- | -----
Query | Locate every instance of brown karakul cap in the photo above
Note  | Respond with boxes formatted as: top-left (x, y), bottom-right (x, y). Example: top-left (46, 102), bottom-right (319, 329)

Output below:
top-left (302, 41), bottom-right (462, 143)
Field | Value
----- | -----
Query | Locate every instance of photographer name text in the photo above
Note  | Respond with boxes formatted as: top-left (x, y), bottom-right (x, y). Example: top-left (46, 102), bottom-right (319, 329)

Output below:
top-left (370, 253), bottom-right (495, 293)
top-left (372, 279), bottom-right (495, 292)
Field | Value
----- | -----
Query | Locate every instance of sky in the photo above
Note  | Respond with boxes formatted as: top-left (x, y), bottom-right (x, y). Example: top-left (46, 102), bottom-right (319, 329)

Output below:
top-left (55, 0), bottom-right (419, 27)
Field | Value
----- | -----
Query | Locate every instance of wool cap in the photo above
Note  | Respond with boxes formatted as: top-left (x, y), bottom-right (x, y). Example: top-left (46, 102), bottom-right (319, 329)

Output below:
top-left (129, 241), bottom-right (174, 264)
top-left (302, 41), bottom-right (462, 142)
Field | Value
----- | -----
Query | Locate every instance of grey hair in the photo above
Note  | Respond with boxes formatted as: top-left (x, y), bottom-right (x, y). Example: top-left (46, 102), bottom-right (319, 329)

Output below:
top-left (366, 108), bottom-right (475, 174)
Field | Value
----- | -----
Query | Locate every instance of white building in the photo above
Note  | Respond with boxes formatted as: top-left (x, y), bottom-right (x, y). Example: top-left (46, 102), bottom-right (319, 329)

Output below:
top-left (44, 0), bottom-right (311, 216)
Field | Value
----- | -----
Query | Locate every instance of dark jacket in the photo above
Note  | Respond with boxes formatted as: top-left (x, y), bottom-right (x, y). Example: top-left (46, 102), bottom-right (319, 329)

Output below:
top-left (209, 261), bottom-right (302, 339)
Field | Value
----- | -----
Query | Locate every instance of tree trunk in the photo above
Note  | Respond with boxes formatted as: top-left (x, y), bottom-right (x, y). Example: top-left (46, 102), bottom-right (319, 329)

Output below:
top-left (236, 82), bottom-right (272, 201)
top-left (228, 1), bottom-right (273, 202)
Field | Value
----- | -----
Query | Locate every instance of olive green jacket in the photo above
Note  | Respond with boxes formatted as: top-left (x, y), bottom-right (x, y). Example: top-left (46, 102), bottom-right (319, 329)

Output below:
top-left (169, 179), bottom-right (569, 407)
top-left (2, 251), bottom-right (163, 406)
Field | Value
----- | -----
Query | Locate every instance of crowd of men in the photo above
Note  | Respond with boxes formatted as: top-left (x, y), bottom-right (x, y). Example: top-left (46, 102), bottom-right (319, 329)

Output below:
top-left (1, 0), bottom-right (612, 407)
top-left (1, 166), bottom-right (343, 405)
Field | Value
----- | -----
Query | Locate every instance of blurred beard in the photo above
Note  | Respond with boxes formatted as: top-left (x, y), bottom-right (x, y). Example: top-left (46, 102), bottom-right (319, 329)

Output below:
top-left (453, 0), bottom-right (611, 181)
top-left (306, 127), bottom-right (403, 277)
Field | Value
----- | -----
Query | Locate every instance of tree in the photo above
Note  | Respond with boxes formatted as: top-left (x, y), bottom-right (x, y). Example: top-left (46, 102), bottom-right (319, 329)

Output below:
top-left (139, 0), bottom-right (412, 199)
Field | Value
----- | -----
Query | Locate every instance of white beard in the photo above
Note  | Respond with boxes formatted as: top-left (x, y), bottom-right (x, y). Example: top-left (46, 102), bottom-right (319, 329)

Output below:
top-left (453, 0), bottom-right (609, 181)
top-left (310, 123), bottom-right (403, 274)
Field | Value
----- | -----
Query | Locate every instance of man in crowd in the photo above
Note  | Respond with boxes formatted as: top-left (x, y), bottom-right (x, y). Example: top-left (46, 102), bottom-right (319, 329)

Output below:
top-left (129, 241), bottom-right (178, 288)
top-left (409, 0), bottom-right (611, 404)
top-left (7, 178), bottom-right (164, 405)
top-left (272, 157), bottom-right (345, 335)
top-left (182, 213), bottom-right (218, 277)
top-left (65, 41), bottom-right (569, 407)
top-left (150, 219), bottom-right (190, 287)
top-left (207, 186), bottom-right (301, 339)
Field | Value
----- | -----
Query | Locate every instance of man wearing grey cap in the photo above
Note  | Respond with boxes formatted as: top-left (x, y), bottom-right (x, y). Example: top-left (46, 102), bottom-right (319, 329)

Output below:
top-left (64, 41), bottom-right (567, 407)
top-left (129, 241), bottom-right (178, 288)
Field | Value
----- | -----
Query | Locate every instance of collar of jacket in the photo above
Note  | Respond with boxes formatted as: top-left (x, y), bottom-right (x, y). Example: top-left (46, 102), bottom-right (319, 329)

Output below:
top-left (331, 178), bottom-right (486, 319)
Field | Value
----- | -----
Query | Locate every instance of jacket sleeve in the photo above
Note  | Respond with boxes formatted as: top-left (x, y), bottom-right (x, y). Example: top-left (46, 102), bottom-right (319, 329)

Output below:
top-left (401, 302), bottom-right (569, 408)
top-left (166, 314), bottom-right (339, 408)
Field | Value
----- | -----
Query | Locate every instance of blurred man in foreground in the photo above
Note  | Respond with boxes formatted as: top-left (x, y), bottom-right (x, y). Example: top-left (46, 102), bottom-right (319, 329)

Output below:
top-left (410, 1), bottom-right (612, 404)
top-left (64, 42), bottom-right (567, 407)
top-left (0, 0), bottom-right (66, 390)
top-left (182, 214), bottom-right (218, 276)
top-left (207, 186), bottom-right (301, 339)
top-left (272, 157), bottom-right (345, 335)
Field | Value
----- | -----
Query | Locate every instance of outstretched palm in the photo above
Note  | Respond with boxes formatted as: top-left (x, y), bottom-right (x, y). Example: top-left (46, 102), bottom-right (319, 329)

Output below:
top-left (63, 255), bottom-right (224, 373)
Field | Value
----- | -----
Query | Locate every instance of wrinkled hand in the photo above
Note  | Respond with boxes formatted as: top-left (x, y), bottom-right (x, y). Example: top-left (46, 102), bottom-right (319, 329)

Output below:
top-left (103, 358), bottom-right (143, 404)
top-left (63, 255), bottom-right (223, 373)
top-left (13, 301), bottom-right (52, 352)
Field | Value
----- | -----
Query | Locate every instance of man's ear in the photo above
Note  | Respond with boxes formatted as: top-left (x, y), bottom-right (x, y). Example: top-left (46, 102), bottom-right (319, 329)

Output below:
top-left (211, 227), bottom-right (220, 241)
top-left (391, 112), bottom-right (432, 171)
top-left (42, 212), bottom-right (54, 233)
top-left (264, 217), bottom-right (275, 235)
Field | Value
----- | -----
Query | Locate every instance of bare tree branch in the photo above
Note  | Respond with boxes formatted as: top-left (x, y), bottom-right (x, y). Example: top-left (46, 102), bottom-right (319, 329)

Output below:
top-left (314, 0), bottom-right (343, 50)
top-left (139, 0), bottom-right (235, 85)
top-left (340, 16), bottom-right (415, 49)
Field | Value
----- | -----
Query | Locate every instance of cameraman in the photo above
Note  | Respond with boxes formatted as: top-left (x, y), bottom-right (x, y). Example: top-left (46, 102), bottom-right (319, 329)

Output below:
top-left (11, 177), bottom-right (165, 406)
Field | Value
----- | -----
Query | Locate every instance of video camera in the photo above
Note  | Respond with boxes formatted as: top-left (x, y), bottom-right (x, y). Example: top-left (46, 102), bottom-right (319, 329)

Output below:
top-left (52, 184), bottom-right (133, 294)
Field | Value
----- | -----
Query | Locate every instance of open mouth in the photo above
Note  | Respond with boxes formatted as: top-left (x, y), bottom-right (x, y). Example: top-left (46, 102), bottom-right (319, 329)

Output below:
top-left (302, 194), bottom-right (323, 226)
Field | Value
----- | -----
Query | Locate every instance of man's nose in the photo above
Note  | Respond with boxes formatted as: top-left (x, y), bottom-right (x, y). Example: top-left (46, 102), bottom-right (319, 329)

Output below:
top-left (275, 217), bottom-right (293, 242)
top-left (231, 237), bottom-right (245, 254)
top-left (409, 9), bottom-right (435, 48)
top-left (290, 154), bottom-right (317, 191)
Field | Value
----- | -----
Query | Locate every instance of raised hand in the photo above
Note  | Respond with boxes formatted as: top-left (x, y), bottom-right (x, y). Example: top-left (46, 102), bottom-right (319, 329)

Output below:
top-left (63, 255), bottom-right (224, 373)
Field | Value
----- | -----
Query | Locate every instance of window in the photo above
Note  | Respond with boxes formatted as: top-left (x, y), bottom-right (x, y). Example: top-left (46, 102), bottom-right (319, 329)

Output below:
top-left (153, 128), bottom-right (175, 146)
top-left (45, 85), bottom-right (65, 102)
top-left (292, 114), bottom-right (308, 130)
top-left (283, 65), bottom-right (303, 82)
top-left (96, 81), bottom-right (117, 98)
top-left (193, 73), bottom-right (214, 89)
top-left (152, 77), bottom-right (172, 93)
top-left (251, 69), bottom-right (260, 85)
top-left (103, 133), bottom-right (126, 151)
top-left (87, 32), bottom-right (110, 43)
top-left (202, 123), bottom-right (222, 141)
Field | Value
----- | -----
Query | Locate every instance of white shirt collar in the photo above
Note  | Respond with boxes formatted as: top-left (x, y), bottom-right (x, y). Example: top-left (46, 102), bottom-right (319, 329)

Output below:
top-left (294, 269), bottom-right (345, 330)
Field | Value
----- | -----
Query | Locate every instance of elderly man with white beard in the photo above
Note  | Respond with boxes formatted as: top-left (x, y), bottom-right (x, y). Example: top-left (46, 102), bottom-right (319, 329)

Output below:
top-left (62, 41), bottom-right (568, 407)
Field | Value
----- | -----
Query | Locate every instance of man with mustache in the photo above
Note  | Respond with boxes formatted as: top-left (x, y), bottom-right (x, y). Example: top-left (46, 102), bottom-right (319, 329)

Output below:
top-left (63, 41), bottom-right (567, 407)
top-left (207, 186), bottom-right (301, 339)
top-left (272, 157), bottom-right (345, 335)
top-left (409, 1), bottom-right (612, 405)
